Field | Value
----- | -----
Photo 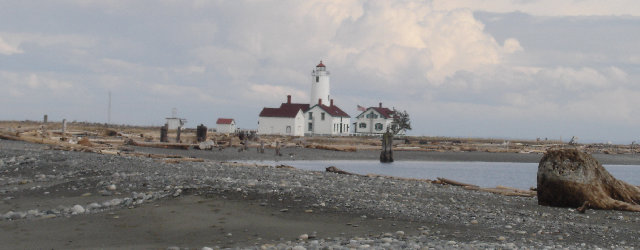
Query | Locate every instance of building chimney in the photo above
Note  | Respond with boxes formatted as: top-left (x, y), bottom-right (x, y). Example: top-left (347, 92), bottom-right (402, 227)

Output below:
top-left (330, 99), bottom-right (334, 107)
top-left (379, 102), bottom-right (382, 108)
top-left (287, 95), bottom-right (291, 104)
top-left (318, 98), bottom-right (322, 105)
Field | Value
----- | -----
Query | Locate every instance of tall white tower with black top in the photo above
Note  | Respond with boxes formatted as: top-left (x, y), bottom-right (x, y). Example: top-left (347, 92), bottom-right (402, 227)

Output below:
top-left (310, 61), bottom-right (330, 105)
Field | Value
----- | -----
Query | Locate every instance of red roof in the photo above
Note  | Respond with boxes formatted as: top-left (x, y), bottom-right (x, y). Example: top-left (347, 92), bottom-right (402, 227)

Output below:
top-left (357, 107), bottom-right (395, 119)
top-left (259, 103), bottom-right (310, 118)
top-left (216, 118), bottom-right (234, 124)
top-left (316, 61), bottom-right (325, 67)
top-left (372, 107), bottom-right (394, 118)
top-left (311, 104), bottom-right (350, 118)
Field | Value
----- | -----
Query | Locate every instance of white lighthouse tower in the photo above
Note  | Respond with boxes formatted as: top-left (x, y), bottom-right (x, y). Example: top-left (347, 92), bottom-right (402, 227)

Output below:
top-left (310, 61), bottom-right (330, 105)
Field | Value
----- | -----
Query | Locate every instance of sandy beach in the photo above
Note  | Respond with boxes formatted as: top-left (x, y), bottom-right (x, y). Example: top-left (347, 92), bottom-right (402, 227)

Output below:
top-left (2, 139), bottom-right (640, 249)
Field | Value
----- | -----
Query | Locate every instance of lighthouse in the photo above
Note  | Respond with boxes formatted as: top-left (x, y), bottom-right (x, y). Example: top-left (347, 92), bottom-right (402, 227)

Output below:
top-left (310, 61), bottom-right (330, 105)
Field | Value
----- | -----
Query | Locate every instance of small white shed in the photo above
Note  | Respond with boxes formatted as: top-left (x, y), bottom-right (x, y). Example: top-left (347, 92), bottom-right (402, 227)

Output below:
top-left (216, 118), bottom-right (236, 133)
top-left (166, 117), bottom-right (187, 130)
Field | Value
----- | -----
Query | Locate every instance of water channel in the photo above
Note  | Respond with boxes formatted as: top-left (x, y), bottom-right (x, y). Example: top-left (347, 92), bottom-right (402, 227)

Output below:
top-left (249, 160), bottom-right (640, 189)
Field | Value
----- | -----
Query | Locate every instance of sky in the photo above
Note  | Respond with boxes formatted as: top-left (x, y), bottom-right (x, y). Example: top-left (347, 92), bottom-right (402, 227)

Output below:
top-left (1, 0), bottom-right (639, 144)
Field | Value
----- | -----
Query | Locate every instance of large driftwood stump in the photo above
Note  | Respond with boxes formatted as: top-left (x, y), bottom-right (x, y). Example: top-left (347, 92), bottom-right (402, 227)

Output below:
top-left (537, 149), bottom-right (640, 212)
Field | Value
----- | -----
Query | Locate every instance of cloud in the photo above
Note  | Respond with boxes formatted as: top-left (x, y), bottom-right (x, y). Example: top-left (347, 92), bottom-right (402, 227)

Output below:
top-left (151, 83), bottom-right (220, 104)
top-left (332, 3), bottom-right (514, 84)
top-left (0, 37), bottom-right (22, 55)
top-left (246, 84), bottom-right (308, 104)
top-left (433, 0), bottom-right (640, 16)
top-left (25, 74), bottom-right (73, 90)
top-left (503, 38), bottom-right (523, 53)
top-left (0, 71), bottom-right (73, 92)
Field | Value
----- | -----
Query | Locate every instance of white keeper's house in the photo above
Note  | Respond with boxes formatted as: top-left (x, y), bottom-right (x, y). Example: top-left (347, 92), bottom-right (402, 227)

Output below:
top-left (258, 61), bottom-right (350, 136)
top-left (305, 99), bottom-right (350, 136)
top-left (353, 103), bottom-right (397, 135)
top-left (257, 95), bottom-right (309, 136)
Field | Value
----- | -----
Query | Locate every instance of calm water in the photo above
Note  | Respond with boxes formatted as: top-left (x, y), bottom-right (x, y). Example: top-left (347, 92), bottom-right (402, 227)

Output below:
top-left (250, 160), bottom-right (640, 189)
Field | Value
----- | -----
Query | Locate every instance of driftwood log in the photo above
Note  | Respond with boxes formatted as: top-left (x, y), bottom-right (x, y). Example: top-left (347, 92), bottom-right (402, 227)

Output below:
top-left (126, 140), bottom-right (190, 150)
top-left (537, 149), bottom-right (640, 212)
top-left (326, 166), bottom-right (358, 175)
top-left (436, 177), bottom-right (479, 188)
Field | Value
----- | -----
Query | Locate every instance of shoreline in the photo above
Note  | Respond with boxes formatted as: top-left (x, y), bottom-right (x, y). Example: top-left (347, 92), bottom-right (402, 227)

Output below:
top-left (132, 145), bottom-right (640, 165)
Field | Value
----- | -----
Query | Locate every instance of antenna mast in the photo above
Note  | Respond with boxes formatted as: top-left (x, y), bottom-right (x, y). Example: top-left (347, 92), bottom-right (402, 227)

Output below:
top-left (108, 91), bottom-right (112, 124)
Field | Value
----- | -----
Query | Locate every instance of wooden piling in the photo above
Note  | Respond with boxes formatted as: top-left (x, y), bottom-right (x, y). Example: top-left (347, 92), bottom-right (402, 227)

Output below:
top-left (380, 130), bottom-right (393, 163)
top-left (176, 126), bottom-right (181, 143)
top-left (196, 124), bottom-right (207, 142)
top-left (160, 124), bottom-right (168, 142)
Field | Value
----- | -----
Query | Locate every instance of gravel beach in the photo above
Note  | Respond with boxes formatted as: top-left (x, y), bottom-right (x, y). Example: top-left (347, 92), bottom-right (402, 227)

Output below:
top-left (2, 139), bottom-right (640, 249)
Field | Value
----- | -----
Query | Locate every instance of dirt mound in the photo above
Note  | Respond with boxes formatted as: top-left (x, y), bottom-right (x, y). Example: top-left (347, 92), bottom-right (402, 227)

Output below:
top-left (537, 149), bottom-right (640, 211)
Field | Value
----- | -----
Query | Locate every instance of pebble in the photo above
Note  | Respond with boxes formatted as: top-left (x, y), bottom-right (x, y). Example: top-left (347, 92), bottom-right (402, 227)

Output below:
top-left (173, 189), bottom-right (182, 197)
top-left (99, 190), bottom-right (113, 196)
top-left (87, 203), bottom-right (101, 210)
top-left (41, 214), bottom-right (57, 219)
top-left (107, 184), bottom-right (117, 191)
top-left (71, 205), bottom-right (85, 214)
top-left (298, 234), bottom-right (309, 240)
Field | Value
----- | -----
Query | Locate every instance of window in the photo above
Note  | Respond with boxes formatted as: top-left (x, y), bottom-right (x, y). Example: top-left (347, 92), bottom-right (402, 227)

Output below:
top-left (366, 113), bottom-right (378, 119)
top-left (308, 112), bottom-right (313, 120)
top-left (359, 123), bottom-right (366, 128)
top-left (308, 122), bottom-right (313, 131)
top-left (375, 123), bottom-right (383, 131)
top-left (316, 76), bottom-right (319, 82)
top-left (321, 112), bottom-right (325, 120)
top-left (286, 126), bottom-right (291, 134)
